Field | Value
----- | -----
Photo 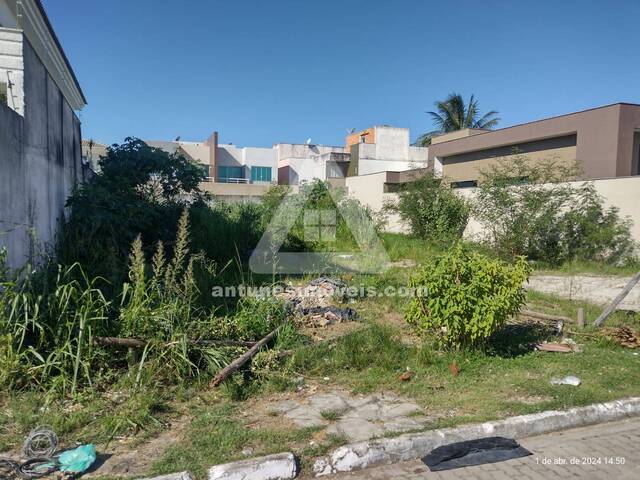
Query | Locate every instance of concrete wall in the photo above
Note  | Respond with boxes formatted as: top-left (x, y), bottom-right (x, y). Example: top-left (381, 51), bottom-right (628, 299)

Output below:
top-left (455, 176), bottom-right (640, 244)
top-left (345, 172), bottom-right (408, 234)
top-left (354, 175), bottom-right (640, 243)
top-left (352, 139), bottom-right (428, 176)
top-left (275, 143), bottom-right (349, 185)
top-left (0, 35), bottom-right (84, 269)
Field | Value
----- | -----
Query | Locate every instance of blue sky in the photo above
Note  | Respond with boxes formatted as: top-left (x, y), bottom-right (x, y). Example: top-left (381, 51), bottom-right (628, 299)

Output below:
top-left (46, 0), bottom-right (640, 147)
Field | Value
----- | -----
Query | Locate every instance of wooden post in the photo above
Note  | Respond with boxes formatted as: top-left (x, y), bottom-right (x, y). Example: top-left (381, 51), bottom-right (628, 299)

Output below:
top-left (577, 308), bottom-right (585, 329)
top-left (593, 272), bottom-right (640, 327)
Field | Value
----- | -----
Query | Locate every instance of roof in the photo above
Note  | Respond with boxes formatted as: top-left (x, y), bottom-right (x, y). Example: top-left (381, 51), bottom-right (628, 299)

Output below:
top-left (430, 102), bottom-right (640, 148)
top-left (34, 0), bottom-right (86, 104)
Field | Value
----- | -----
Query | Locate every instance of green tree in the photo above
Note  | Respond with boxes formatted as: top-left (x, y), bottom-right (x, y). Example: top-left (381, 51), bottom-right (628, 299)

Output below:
top-left (59, 138), bottom-right (207, 287)
top-left (416, 93), bottom-right (500, 146)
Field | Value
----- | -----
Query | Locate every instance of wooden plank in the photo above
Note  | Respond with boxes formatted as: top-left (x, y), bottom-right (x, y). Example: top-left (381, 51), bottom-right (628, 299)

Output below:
top-left (210, 325), bottom-right (282, 388)
top-left (93, 337), bottom-right (257, 349)
top-left (593, 272), bottom-right (640, 327)
top-left (520, 309), bottom-right (573, 323)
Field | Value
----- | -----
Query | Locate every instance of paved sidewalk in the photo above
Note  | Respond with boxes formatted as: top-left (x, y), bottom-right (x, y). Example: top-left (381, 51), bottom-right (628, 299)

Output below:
top-left (332, 417), bottom-right (640, 479)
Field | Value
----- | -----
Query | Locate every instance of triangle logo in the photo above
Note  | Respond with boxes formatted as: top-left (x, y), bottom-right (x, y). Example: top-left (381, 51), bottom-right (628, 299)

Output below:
top-left (249, 185), bottom-right (391, 274)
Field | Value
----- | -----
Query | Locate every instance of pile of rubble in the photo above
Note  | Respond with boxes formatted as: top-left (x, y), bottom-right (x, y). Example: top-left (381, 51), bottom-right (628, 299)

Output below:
top-left (277, 277), bottom-right (358, 327)
top-left (603, 326), bottom-right (640, 348)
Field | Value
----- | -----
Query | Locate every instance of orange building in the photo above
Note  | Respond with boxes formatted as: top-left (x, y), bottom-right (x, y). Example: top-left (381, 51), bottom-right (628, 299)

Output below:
top-left (346, 127), bottom-right (376, 149)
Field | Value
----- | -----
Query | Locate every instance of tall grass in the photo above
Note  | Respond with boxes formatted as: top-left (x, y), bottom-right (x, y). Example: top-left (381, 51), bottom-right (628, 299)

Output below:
top-left (0, 259), bottom-right (109, 394)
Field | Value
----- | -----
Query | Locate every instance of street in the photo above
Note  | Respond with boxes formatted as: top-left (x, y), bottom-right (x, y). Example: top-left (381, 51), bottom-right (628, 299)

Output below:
top-left (332, 417), bottom-right (640, 479)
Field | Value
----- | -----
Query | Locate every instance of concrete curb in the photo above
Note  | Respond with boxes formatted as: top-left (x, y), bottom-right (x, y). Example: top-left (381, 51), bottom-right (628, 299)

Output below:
top-left (313, 397), bottom-right (640, 476)
top-left (139, 472), bottom-right (193, 480)
top-left (209, 452), bottom-right (298, 480)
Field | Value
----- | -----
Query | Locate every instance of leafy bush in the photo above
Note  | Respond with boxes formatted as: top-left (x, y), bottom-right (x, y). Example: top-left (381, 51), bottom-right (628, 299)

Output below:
top-left (388, 173), bottom-right (470, 242)
top-left (474, 156), bottom-right (636, 265)
top-left (405, 244), bottom-right (530, 349)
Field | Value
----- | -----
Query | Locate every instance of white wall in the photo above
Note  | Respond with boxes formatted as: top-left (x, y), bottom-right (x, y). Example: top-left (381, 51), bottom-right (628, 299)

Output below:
top-left (457, 176), bottom-right (640, 243)
top-left (0, 27), bottom-right (24, 115)
top-left (374, 126), bottom-right (410, 161)
top-left (216, 144), bottom-right (277, 182)
top-left (345, 172), bottom-right (408, 234)
top-left (349, 174), bottom-right (640, 243)
top-left (355, 133), bottom-right (428, 176)
top-left (275, 143), bottom-right (348, 185)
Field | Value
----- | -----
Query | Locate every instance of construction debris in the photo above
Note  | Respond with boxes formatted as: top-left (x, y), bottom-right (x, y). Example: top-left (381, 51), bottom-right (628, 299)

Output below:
top-left (550, 375), bottom-right (581, 386)
top-left (298, 306), bottom-right (358, 327)
top-left (536, 338), bottom-right (581, 353)
top-left (603, 326), bottom-right (640, 349)
top-left (276, 277), bottom-right (359, 328)
top-left (277, 277), bottom-right (346, 310)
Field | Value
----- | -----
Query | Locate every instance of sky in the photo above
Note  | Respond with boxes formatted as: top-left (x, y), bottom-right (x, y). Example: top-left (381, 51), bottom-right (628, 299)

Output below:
top-left (44, 0), bottom-right (640, 148)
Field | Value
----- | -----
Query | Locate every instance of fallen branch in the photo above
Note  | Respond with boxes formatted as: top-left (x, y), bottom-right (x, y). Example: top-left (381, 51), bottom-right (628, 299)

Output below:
top-left (210, 325), bottom-right (282, 388)
top-left (93, 337), bottom-right (257, 349)
top-left (593, 271), bottom-right (640, 327)
top-left (93, 337), bottom-right (146, 348)
top-left (520, 309), bottom-right (573, 323)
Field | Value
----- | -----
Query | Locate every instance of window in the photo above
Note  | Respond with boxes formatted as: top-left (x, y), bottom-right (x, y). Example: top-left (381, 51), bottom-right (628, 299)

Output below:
top-left (251, 166), bottom-right (272, 182)
top-left (0, 82), bottom-right (7, 105)
top-left (217, 166), bottom-right (243, 182)
top-left (450, 180), bottom-right (478, 189)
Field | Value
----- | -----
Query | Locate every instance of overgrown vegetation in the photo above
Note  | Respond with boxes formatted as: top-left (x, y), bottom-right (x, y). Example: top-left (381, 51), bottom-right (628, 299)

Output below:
top-left (2, 136), bottom-right (639, 478)
top-left (474, 155), bottom-right (637, 265)
top-left (405, 244), bottom-right (531, 348)
top-left (388, 172), bottom-right (470, 242)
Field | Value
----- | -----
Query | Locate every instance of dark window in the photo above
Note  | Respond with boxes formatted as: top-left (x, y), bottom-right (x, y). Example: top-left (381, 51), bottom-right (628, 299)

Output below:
top-left (451, 180), bottom-right (478, 189)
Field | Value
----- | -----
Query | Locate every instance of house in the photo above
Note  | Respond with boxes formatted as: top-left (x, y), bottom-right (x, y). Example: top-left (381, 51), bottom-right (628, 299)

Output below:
top-left (0, 0), bottom-right (87, 269)
top-left (347, 125), bottom-right (429, 177)
top-left (276, 143), bottom-right (349, 186)
top-left (81, 139), bottom-right (108, 172)
top-left (428, 103), bottom-right (640, 186)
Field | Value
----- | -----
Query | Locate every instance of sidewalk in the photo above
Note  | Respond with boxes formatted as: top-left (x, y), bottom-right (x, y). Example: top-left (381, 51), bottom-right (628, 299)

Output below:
top-left (331, 417), bottom-right (640, 479)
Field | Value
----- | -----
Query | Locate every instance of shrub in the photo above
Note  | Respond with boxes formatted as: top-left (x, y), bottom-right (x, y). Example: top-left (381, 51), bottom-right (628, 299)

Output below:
top-left (388, 173), bottom-right (470, 242)
top-left (474, 155), bottom-right (636, 265)
top-left (405, 244), bottom-right (530, 349)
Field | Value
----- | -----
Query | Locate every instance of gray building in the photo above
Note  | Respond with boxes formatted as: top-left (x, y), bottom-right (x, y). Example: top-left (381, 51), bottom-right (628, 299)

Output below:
top-left (0, 0), bottom-right (87, 269)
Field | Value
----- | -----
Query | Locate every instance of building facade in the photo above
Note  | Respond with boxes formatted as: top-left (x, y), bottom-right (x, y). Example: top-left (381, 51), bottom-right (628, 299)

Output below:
top-left (428, 103), bottom-right (640, 186)
top-left (0, 0), bottom-right (87, 269)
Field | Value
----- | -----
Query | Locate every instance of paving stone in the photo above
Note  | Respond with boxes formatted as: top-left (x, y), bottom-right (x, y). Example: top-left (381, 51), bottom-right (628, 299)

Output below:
top-left (308, 393), bottom-right (351, 412)
top-left (327, 417), bottom-right (386, 442)
top-left (285, 405), bottom-right (326, 427)
top-left (378, 402), bottom-right (422, 419)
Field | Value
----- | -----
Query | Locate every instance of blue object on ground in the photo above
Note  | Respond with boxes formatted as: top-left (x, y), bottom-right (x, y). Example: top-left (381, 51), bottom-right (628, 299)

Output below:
top-left (58, 444), bottom-right (96, 473)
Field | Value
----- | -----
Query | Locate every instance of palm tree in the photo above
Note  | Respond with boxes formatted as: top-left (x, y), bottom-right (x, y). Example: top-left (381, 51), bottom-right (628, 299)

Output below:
top-left (416, 93), bottom-right (500, 146)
